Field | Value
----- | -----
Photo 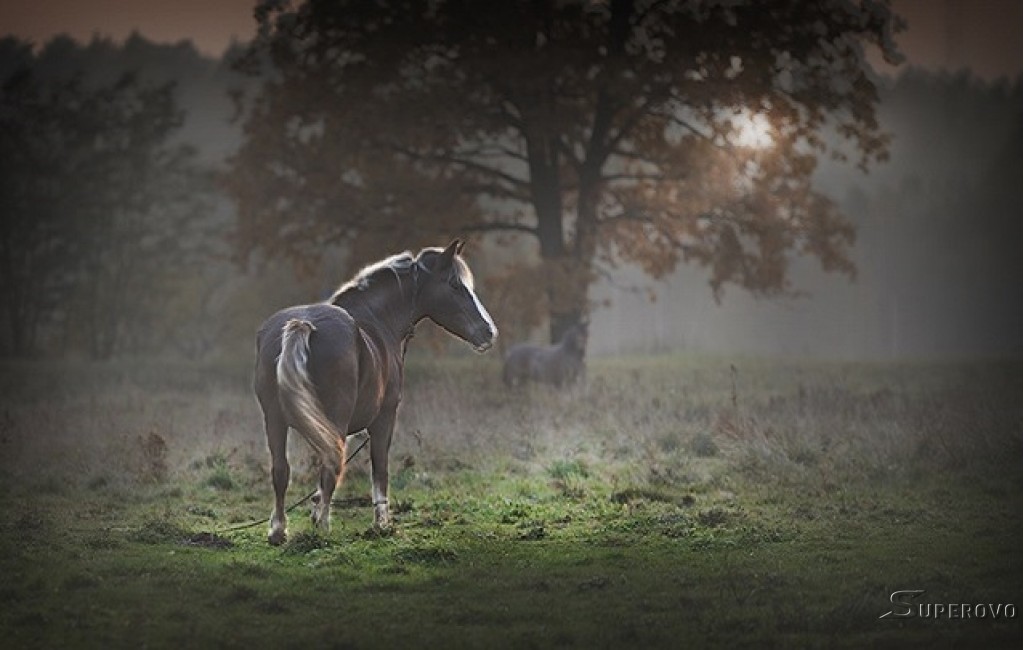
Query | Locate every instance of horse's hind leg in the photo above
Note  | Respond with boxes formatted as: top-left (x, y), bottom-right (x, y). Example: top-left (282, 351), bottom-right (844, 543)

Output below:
top-left (310, 442), bottom-right (345, 532)
top-left (309, 398), bottom-right (353, 532)
top-left (264, 407), bottom-right (290, 545)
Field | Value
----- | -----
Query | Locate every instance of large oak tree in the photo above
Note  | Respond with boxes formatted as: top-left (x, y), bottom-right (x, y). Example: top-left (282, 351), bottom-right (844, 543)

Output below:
top-left (228, 0), bottom-right (903, 342)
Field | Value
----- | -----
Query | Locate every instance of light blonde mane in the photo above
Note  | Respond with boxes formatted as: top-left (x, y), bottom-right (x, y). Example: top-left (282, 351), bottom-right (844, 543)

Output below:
top-left (328, 248), bottom-right (475, 304)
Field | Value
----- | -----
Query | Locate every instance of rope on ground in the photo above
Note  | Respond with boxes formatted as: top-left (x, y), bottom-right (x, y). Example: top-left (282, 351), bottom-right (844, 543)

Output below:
top-left (214, 434), bottom-right (370, 534)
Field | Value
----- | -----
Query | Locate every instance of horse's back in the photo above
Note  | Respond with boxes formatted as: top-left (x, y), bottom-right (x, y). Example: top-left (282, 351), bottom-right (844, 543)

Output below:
top-left (503, 340), bottom-right (584, 387)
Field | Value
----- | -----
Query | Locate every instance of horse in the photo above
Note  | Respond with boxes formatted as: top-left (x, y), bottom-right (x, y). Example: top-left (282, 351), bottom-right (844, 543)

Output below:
top-left (253, 240), bottom-right (497, 545)
top-left (502, 322), bottom-right (588, 388)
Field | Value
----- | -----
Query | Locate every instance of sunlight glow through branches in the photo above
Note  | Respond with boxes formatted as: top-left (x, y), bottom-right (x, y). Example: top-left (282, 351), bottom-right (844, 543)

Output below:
top-left (731, 111), bottom-right (773, 149)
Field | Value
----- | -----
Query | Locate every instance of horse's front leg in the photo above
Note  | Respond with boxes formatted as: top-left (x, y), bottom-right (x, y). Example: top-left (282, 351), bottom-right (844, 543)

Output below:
top-left (368, 409), bottom-right (397, 529)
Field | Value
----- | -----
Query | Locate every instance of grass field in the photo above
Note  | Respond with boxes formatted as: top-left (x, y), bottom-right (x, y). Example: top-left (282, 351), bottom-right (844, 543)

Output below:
top-left (0, 355), bottom-right (1020, 648)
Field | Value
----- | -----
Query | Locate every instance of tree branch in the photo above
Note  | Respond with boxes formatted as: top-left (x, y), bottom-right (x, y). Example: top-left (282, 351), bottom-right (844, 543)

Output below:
top-left (453, 142), bottom-right (528, 163)
top-left (604, 95), bottom-right (660, 155)
top-left (387, 143), bottom-right (531, 191)
top-left (601, 170), bottom-right (691, 184)
top-left (463, 221), bottom-right (538, 236)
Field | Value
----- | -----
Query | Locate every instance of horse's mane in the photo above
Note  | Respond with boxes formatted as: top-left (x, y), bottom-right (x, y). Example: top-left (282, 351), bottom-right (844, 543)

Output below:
top-left (329, 252), bottom-right (416, 303)
top-left (328, 247), bottom-right (475, 304)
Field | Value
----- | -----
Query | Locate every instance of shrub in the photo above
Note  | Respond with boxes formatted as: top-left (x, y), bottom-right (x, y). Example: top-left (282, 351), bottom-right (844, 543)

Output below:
top-left (548, 459), bottom-right (589, 480)
top-left (135, 431), bottom-right (169, 484)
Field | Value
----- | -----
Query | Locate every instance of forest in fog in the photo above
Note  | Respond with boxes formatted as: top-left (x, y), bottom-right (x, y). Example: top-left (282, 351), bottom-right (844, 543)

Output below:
top-left (1, 32), bottom-right (1019, 361)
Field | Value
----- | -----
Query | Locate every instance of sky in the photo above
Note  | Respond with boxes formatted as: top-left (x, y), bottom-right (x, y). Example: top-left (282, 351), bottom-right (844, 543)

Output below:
top-left (0, 0), bottom-right (1020, 80)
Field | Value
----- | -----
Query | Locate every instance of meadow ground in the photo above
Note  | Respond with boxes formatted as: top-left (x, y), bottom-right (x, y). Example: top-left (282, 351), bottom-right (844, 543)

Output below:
top-left (0, 354), bottom-right (1020, 648)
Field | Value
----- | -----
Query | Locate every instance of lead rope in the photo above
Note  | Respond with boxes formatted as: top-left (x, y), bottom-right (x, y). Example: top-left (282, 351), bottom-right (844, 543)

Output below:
top-left (214, 434), bottom-right (371, 534)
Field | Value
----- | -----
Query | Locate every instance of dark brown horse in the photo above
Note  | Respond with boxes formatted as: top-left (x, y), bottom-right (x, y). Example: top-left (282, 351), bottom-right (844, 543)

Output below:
top-left (502, 322), bottom-right (587, 388)
top-left (254, 240), bottom-right (497, 544)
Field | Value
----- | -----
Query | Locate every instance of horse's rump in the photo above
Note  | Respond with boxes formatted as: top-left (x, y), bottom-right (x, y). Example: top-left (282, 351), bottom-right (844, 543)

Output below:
top-left (275, 318), bottom-right (345, 473)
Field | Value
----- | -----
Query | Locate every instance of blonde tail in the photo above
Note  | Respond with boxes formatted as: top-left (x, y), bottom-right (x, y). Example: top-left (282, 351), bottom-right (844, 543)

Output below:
top-left (276, 319), bottom-right (345, 476)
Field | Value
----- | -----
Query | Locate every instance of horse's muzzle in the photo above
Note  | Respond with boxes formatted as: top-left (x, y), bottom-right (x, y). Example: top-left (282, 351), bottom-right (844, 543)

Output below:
top-left (474, 340), bottom-right (494, 353)
top-left (472, 326), bottom-right (498, 353)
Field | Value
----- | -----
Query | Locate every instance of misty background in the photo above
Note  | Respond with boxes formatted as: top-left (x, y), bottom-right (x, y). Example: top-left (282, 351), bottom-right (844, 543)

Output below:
top-left (0, 27), bottom-right (1019, 362)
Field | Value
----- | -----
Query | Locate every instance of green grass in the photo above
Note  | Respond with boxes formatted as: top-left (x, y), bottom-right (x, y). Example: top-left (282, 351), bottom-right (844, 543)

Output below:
top-left (0, 356), bottom-right (1020, 648)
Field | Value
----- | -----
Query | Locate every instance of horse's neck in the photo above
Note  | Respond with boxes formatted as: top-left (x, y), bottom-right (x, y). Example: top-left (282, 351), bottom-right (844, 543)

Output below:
top-left (333, 283), bottom-right (417, 346)
top-left (557, 338), bottom-right (581, 358)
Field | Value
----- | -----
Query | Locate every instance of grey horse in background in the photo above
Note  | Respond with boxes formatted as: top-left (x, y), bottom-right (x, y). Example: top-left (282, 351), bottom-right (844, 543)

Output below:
top-left (253, 240), bottom-right (497, 545)
top-left (503, 322), bottom-right (588, 388)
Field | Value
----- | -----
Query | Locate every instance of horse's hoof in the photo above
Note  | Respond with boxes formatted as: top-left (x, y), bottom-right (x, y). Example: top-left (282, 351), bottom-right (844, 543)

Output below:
top-left (268, 528), bottom-right (287, 546)
top-left (372, 516), bottom-right (393, 534)
top-left (366, 524), bottom-right (395, 539)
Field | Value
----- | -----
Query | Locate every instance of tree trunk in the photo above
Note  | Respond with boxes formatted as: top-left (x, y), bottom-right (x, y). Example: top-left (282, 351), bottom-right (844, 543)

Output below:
top-left (525, 127), bottom-right (579, 344)
top-left (539, 2), bottom-right (632, 344)
top-left (545, 168), bottom-right (602, 344)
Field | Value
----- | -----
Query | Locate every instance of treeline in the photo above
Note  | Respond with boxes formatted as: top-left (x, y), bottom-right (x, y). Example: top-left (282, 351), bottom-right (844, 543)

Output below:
top-left (0, 35), bottom-right (259, 360)
top-left (0, 34), bottom-right (1019, 359)
top-left (1, 37), bottom-right (201, 358)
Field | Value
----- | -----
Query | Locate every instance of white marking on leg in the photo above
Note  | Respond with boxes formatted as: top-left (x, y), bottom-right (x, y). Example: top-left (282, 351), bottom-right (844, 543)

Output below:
top-left (268, 510), bottom-right (287, 545)
top-left (372, 482), bottom-right (390, 528)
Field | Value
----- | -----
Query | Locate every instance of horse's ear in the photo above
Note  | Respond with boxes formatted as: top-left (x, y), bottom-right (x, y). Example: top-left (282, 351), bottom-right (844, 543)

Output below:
top-left (439, 239), bottom-right (460, 268)
top-left (455, 239), bottom-right (466, 255)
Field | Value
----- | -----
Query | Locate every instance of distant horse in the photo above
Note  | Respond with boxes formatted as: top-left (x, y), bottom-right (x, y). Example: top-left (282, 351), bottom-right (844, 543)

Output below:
top-left (254, 240), bottom-right (497, 544)
top-left (503, 322), bottom-right (588, 388)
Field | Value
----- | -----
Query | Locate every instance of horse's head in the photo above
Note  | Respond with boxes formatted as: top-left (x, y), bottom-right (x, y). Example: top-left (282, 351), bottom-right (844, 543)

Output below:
top-left (562, 320), bottom-right (589, 356)
top-left (416, 240), bottom-right (498, 352)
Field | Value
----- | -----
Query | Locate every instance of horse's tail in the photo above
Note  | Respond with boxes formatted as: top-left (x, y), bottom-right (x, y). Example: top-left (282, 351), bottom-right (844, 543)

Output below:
top-left (276, 319), bottom-right (345, 475)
